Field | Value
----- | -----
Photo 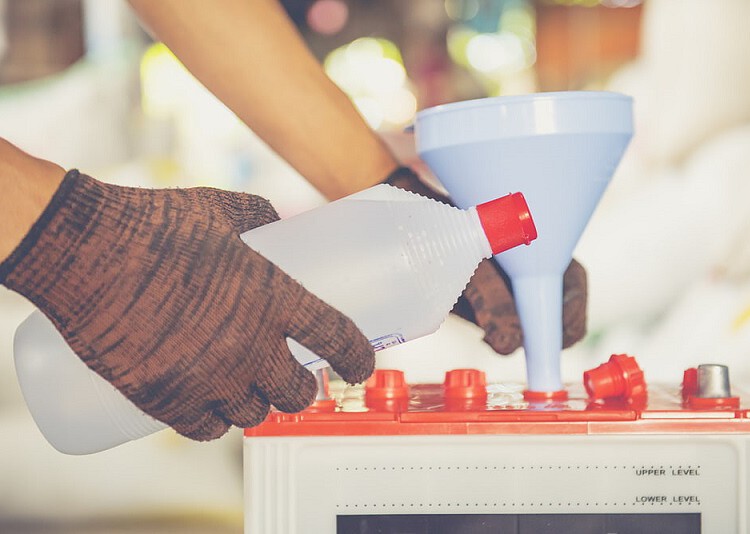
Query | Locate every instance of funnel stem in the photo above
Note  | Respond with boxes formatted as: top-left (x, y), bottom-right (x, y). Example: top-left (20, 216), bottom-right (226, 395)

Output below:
top-left (511, 274), bottom-right (564, 392)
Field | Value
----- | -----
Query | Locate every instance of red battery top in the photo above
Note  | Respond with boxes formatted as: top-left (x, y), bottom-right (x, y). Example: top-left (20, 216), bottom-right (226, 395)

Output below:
top-left (245, 368), bottom-right (750, 438)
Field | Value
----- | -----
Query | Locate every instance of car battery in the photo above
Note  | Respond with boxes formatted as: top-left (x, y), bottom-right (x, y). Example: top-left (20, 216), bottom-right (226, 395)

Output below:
top-left (243, 359), bottom-right (750, 533)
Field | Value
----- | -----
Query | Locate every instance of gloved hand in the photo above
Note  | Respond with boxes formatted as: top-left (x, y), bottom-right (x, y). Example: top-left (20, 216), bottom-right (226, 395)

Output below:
top-left (0, 170), bottom-right (374, 441)
top-left (385, 166), bottom-right (587, 354)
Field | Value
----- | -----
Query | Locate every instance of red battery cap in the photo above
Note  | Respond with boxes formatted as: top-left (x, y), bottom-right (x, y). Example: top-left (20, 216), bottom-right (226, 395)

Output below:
top-left (365, 369), bottom-right (409, 401)
top-left (303, 399), bottom-right (337, 413)
top-left (584, 354), bottom-right (647, 400)
top-left (687, 395), bottom-right (740, 410)
top-left (444, 369), bottom-right (487, 400)
top-left (681, 367), bottom-right (699, 400)
top-left (682, 366), bottom-right (740, 409)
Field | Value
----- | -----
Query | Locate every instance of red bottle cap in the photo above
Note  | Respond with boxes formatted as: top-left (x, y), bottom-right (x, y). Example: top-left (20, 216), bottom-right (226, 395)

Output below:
top-left (584, 354), bottom-right (647, 400)
top-left (476, 192), bottom-right (538, 255)
top-left (444, 369), bottom-right (487, 400)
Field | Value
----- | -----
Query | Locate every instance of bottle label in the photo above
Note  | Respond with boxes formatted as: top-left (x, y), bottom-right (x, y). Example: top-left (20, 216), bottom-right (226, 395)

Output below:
top-left (370, 333), bottom-right (406, 352)
top-left (296, 333), bottom-right (405, 369)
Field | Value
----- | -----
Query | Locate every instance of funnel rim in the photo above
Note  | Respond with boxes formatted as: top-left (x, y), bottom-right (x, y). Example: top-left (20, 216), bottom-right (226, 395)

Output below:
top-left (417, 91), bottom-right (631, 120)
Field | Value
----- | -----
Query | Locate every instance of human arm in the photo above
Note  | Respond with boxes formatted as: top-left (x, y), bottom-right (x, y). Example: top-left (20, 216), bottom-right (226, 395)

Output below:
top-left (0, 138), bottom-right (66, 262)
top-left (126, 0), bottom-right (398, 200)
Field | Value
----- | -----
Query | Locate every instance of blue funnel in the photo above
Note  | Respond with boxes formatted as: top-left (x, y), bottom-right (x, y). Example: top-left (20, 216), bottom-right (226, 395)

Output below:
top-left (415, 91), bottom-right (633, 393)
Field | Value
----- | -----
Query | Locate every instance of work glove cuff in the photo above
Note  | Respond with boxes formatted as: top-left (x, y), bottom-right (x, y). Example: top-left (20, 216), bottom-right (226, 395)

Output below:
top-left (0, 169), bottom-right (81, 285)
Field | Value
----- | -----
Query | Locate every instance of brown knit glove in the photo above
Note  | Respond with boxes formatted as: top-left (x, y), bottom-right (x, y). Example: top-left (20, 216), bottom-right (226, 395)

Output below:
top-left (385, 166), bottom-right (587, 354)
top-left (0, 170), bottom-right (374, 441)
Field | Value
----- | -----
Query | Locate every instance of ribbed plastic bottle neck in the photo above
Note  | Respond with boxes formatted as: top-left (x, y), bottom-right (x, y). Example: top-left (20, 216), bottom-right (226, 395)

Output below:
top-left (396, 199), bottom-right (492, 330)
top-left (466, 207), bottom-right (493, 259)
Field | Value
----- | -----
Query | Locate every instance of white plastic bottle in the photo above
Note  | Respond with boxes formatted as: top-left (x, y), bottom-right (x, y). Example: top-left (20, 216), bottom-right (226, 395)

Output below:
top-left (13, 184), bottom-right (536, 454)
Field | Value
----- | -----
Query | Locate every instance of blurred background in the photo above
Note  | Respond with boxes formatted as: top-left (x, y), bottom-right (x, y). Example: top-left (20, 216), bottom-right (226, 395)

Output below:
top-left (0, 0), bottom-right (749, 532)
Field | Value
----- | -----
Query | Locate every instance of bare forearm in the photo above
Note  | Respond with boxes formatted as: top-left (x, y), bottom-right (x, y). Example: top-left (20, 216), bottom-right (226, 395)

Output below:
top-left (0, 139), bottom-right (65, 262)
top-left (127, 0), bottom-right (398, 199)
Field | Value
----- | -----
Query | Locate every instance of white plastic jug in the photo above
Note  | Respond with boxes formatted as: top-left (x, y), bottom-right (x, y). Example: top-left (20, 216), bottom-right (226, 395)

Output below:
top-left (14, 184), bottom-right (535, 454)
